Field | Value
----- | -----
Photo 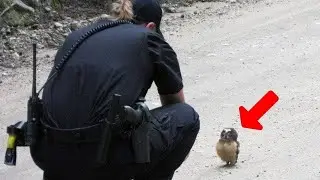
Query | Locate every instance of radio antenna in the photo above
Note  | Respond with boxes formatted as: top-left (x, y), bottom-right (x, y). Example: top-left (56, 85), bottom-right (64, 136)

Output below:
top-left (32, 43), bottom-right (37, 96)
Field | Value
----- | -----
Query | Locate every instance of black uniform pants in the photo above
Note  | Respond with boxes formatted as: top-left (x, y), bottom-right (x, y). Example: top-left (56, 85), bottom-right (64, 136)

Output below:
top-left (42, 103), bottom-right (200, 180)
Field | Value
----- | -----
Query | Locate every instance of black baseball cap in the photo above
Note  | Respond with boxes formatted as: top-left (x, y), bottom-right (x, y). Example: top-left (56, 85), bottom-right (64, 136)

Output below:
top-left (132, 0), bottom-right (164, 38)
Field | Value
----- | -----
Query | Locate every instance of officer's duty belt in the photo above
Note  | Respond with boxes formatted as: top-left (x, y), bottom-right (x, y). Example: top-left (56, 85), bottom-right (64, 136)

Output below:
top-left (43, 123), bottom-right (104, 144)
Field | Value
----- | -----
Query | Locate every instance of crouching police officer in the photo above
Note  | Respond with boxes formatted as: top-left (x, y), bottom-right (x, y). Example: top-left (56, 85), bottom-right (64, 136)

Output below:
top-left (30, 0), bottom-right (200, 179)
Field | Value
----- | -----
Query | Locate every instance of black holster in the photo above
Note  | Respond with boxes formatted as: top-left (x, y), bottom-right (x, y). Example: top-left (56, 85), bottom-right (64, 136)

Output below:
top-left (96, 95), bottom-right (151, 165)
top-left (127, 101), bottom-right (151, 164)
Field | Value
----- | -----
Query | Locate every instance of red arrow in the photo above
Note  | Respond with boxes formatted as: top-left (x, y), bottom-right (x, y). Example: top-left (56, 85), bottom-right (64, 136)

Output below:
top-left (239, 90), bottom-right (279, 130)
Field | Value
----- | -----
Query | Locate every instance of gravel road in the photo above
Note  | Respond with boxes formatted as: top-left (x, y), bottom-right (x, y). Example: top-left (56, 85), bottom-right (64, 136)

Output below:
top-left (1, 0), bottom-right (320, 179)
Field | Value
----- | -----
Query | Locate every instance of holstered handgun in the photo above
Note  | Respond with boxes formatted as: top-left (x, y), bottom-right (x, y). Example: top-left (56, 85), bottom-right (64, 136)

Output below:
top-left (96, 94), bottom-right (122, 165)
top-left (96, 95), bottom-right (151, 165)
top-left (123, 97), bottom-right (151, 163)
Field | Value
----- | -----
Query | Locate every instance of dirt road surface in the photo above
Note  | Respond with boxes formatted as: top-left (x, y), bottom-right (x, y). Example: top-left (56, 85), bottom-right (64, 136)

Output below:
top-left (1, 0), bottom-right (320, 179)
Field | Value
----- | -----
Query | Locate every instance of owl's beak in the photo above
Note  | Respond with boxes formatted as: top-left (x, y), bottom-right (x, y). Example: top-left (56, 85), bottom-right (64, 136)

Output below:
top-left (221, 134), bottom-right (227, 140)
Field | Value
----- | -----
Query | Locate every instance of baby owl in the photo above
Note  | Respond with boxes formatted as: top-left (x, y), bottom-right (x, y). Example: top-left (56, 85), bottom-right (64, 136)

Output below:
top-left (216, 128), bottom-right (240, 166)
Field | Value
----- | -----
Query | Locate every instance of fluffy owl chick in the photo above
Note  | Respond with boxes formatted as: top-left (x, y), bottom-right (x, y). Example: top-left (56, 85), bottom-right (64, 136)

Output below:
top-left (216, 128), bottom-right (240, 166)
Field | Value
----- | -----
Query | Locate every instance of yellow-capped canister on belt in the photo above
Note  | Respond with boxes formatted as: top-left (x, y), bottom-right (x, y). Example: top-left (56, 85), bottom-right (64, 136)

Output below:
top-left (4, 126), bottom-right (18, 166)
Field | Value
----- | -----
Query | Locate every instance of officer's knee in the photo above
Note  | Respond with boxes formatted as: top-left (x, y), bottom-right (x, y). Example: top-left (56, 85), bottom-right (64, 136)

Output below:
top-left (175, 103), bottom-right (200, 133)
